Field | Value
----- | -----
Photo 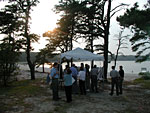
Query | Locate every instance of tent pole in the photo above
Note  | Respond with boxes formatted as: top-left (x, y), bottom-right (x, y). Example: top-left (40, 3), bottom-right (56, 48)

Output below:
top-left (71, 58), bottom-right (73, 66)
top-left (91, 60), bottom-right (94, 68)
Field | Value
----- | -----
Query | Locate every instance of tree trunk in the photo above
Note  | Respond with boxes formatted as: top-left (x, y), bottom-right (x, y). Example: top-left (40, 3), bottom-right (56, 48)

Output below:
top-left (26, 43), bottom-right (35, 80)
top-left (70, 17), bottom-right (74, 51)
top-left (91, 60), bottom-right (94, 69)
top-left (26, 46), bottom-right (35, 80)
top-left (114, 45), bottom-right (119, 69)
top-left (103, 0), bottom-right (111, 81)
top-left (30, 65), bottom-right (35, 80)
top-left (3, 72), bottom-right (7, 87)
top-left (71, 58), bottom-right (73, 66)
top-left (25, 11), bottom-right (35, 80)
top-left (70, 16), bottom-right (74, 65)
top-left (42, 64), bottom-right (45, 73)
top-left (90, 36), bottom-right (94, 68)
top-left (114, 32), bottom-right (122, 69)
top-left (103, 39), bottom-right (108, 81)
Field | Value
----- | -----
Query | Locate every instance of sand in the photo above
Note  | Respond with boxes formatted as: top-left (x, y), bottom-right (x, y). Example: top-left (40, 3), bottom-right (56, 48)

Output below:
top-left (1, 67), bottom-right (149, 113)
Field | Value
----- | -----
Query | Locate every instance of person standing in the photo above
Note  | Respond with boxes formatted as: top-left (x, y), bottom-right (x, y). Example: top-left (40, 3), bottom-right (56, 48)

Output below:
top-left (50, 62), bottom-right (60, 101)
top-left (57, 63), bottom-right (63, 79)
top-left (98, 66), bottom-right (104, 81)
top-left (78, 67), bottom-right (86, 95)
top-left (81, 63), bottom-right (86, 72)
top-left (64, 68), bottom-right (72, 103)
top-left (91, 65), bottom-right (99, 93)
top-left (85, 64), bottom-right (90, 91)
top-left (109, 66), bottom-right (120, 96)
top-left (64, 65), bottom-right (69, 75)
top-left (70, 64), bottom-right (79, 94)
top-left (119, 66), bottom-right (124, 94)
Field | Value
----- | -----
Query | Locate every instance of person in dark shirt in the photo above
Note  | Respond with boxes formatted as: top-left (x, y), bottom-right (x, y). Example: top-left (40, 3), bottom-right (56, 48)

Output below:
top-left (85, 64), bottom-right (90, 91)
top-left (119, 66), bottom-right (124, 94)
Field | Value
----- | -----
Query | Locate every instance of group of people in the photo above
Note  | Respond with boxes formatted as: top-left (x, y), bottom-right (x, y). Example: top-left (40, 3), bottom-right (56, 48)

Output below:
top-left (110, 66), bottom-right (124, 96)
top-left (49, 62), bottom-right (124, 102)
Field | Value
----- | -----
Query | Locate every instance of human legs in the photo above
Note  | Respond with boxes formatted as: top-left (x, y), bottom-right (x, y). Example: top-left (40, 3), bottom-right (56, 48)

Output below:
top-left (79, 80), bottom-right (83, 94)
top-left (52, 79), bottom-right (59, 100)
top-left (72, 76), bottom-right (79, 94)
top-left (115, 78), bottom-right (119, 95)
top-left (110, 78), bottom-right (115, 95)
top-left (93, 76), bottom-right (98, 92)
top-left (65, 85), bottom-right (72, 102)
top-left (82, 81), bottom-right (86, 95)
top-left (79, 80), bottom-right (86, 95)
top-left (119, 79), bottom-right (123, 94)
top-left (91, 76), bottom-right (95, 92)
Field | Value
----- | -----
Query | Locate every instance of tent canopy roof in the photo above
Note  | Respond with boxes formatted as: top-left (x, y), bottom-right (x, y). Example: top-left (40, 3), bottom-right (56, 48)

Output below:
top-left (60, 47), bottom-right (103, 61)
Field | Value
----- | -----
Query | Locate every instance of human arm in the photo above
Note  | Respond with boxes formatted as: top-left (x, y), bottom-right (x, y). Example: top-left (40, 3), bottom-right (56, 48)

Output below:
top-left (50, 68), bottom-right (58, 78)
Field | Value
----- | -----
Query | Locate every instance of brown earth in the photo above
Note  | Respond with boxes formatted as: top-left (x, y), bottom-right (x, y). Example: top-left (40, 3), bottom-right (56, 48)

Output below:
top-left (0, 71), bottom-right (150, 113)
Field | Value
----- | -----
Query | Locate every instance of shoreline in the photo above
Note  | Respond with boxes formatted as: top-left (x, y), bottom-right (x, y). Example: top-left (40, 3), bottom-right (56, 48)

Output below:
top-left (17, 69), bottom-right (140, 82)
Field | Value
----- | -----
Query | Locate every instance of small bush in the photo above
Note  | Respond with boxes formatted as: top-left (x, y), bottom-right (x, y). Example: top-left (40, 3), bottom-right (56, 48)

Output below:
top-left (139, 72), bottom-right (150, 80)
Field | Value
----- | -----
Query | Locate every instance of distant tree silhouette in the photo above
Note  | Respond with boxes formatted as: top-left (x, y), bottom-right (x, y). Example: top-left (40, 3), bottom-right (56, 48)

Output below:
top-left (54, 0), bottom-right (83, 51)
top-left (35, 48), bottom-right (54, 73)
top-left (0, 0), bottom-right (40, 80)
top-left (113, 28), bottom-right (129, 68)
top-left (0, 4), bottom-right (22, 86)
top-left (76, 0), bottom-right (126, 80)
top-left (117, 2), bottom-right (150, 62)
top-left (43, 28), bottom-right (70, 53)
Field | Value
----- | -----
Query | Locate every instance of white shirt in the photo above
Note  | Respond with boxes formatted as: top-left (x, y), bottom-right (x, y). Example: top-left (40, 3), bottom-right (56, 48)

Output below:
top-left (110, 69), bottom-right (120, 78)
top-left (78, 71), bottom-right (86, 81)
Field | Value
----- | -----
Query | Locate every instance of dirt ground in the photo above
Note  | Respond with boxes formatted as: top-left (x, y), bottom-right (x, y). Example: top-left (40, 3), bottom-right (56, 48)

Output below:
top-left (0, 71), bottom-right (150, 113)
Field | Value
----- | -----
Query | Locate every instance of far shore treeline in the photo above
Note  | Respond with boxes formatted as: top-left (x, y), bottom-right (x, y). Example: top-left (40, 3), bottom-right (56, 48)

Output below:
top-left (18, 52), bottom-right (138, 62)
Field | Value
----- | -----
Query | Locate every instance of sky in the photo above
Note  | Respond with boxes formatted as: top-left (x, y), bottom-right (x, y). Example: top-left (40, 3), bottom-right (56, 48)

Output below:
top-left (0, 0), bottom-right (148, 55)
top-left (109, 0), bottom-right (147, 55)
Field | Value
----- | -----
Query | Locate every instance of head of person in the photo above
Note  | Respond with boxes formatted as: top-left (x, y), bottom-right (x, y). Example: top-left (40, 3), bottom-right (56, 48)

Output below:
top-left (72, 64), bottom-right (75, 67)
top-left (85, 64), bottom-right (88, 69)
top-left (66, 68), bottom-right (72, 74)
top-left (111, 66), bottom-right (115, 70)
top-left (94, 65), bottom-right (97, 68)
top-left (120, 66), bottom-right (123, 70)
top-left (53, 62), bottom-right (58, 68)
top-left (65, 65), bottom-right (69, 69)
top-left (80, 66), bottom-right (84, 71)
top-left (49, 63), bottom-right (53, 69)
top-left (81, 63), bottom-right (84, 67)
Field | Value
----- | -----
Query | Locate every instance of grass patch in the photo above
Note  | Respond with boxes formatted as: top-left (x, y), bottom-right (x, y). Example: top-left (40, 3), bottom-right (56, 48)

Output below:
top-left (0, 78), bottom-right (48, 112)
top-left (133, 78), bottom-right (150, 89)
top-left (0, 78), bottom-right (47, 96)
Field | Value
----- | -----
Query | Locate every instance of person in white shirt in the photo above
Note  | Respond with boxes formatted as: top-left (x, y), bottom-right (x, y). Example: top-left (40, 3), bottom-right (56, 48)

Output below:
top-left (78, 66), bottom-right (86, 95)
top-left (109, 66), bottom-right (120, 96)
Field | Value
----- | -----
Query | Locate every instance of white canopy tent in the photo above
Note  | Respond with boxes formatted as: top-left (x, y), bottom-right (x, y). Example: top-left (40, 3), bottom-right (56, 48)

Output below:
top-left (59, 48), bottom-right (105, 87)
top-left (60, 47), bottom-right (103, 61)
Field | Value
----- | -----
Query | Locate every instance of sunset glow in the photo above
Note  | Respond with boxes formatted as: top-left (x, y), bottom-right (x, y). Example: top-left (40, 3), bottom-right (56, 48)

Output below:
top-left (31, 0), bottom-right (60, 34)
top-left (0, 0), bottom-right (148, 54)
top-left (30, 0), bottom-right (60, 51)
